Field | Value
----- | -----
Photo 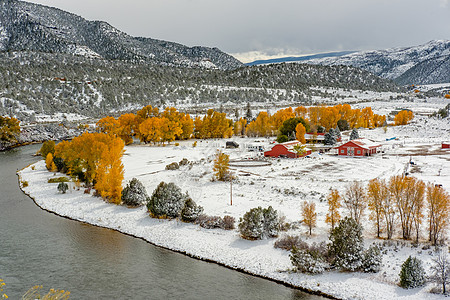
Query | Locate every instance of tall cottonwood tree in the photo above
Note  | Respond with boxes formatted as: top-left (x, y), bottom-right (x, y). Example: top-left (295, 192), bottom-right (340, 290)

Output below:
top-left (326, 189), bottom-right (341, 230)
top-left (427, 184), bottom-right (450, 245)
top-left (367, 178), bottom-right (387, 238)
top-left (343, 181), bottom-right (366, 224)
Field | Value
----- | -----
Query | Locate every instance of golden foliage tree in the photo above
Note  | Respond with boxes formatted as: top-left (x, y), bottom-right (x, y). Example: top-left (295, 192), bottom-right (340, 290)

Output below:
top-left (213, 150), bottom-right (230, 181)
top-left (246, 111), bottom-right (271, 137)
top-left (45, 153), bottom-right (57, 172)
top-left (367, 178), bottom-right (387, 238)
top-left (394, 110), bottom-right (414, 126)
top-left (326, 189), bottom-right (341, 230)
top-left (427, 184), bottom-right (450, 245)
top-left (0, 116), bottom-right (20, 143)
top-left (295, 123), bottom-right (306, 144)
top-left (301, 200), bottom-right (317, 235)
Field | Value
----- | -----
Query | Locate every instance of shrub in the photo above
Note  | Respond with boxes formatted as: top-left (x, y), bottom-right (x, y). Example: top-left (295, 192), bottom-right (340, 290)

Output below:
top-left (181, 198), bottom-right (204, 222)
top-left (48, 177), bottom-right (69, 183)
top-left (290, 247), bottom-right (326, 274)
top-left (179, 158), bottom-right (189, 166)
top-left (38, 140), bottom-right (55, 158)
top-left (121, 178), bottom-right (149, 207)
top-left (361, 245), bottom-right (383, 273)
top-left (238, 206), bottom-right (279, 240)
top-left (195, 215), bottom-right (224, 229)
top-left (274, 235), bottom-right (307, 251)
top-left (57, 182), bottom-right (69, 194)
top-left (165, 162), bottom-right (179, 170)
top-left (328, 217), bottom-right (364, 271)
top-left (276, 134), bottom-right (289, 143)
top-left (21, 180), bottom-right (28, 188)
top-left (222, 215), bottom-right (235, 230)
top-left (399, 256), bottom-right (426, 289)
top-left (147, 182), bottom-right (188, 218)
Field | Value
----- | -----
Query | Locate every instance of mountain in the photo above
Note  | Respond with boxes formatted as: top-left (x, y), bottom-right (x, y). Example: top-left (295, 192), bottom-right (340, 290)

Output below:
top-left (306, 40), bottom-right (450, 85)
top-left (0, 0), bottom-right (243, 70)
top-left (245, 51), bottom-right (355, 66)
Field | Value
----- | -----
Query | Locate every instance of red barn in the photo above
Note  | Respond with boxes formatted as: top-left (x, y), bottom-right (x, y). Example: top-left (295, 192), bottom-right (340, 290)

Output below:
top-left (443, 142), bottom-right (450, 149)
top-left (264, 140), bottom-right (312, 158)
top-left (335, 139), bottom-right (381, 156)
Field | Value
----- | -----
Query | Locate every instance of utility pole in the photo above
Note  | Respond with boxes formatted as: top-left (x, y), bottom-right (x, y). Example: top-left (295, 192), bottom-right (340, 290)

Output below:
top-left (230, 180), bottom-right (232, 206)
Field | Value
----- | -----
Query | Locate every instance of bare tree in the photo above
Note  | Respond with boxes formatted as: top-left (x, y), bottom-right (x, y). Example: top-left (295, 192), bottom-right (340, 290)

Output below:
top-left (343, 181), bottom-right (366, 224)
top-left (430, 250), bottom-right (450, 294)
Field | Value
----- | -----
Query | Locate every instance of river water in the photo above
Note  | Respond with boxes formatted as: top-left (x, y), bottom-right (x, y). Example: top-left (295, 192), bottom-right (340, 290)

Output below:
top-left (0, 144), bottom-right (323, 299)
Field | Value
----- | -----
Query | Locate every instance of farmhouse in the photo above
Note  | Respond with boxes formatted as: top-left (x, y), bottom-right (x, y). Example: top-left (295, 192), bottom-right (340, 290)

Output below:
top-left (335, 138), bottom-right (381, 156)
top-left (264, 140), bottom-right (312, 158)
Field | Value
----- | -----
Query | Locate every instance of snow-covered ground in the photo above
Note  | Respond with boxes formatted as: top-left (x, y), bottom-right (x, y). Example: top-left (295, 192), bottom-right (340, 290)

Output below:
top-left (18, 113), bottom-right (450, 300)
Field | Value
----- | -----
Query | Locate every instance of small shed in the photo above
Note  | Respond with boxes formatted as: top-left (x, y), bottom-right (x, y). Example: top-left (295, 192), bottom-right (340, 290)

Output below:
top-left (226, 141), bottom-right (239, 149)
top-left (443, 142), bottom-right (450, 149)
top-left (264, 140), bottom-right (312, 158)
top-left (335, 138), bottom-right (381, 156)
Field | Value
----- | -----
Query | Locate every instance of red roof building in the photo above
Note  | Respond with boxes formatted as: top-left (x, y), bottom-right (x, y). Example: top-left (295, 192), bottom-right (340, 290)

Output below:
top-left (264, 140), bottom-right (312, 158)
top-left (335, 139), bottom-right (381, 156)
top-left (442, 142), bottom-right (450, 149)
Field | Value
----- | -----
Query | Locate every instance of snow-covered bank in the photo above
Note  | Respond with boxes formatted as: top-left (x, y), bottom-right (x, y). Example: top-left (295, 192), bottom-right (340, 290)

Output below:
top-left (18, 139), bottom-right (449, 300)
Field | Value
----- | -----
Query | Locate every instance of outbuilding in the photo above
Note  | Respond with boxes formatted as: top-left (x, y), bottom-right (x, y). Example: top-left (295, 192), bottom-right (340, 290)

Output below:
top-left (264, 140), bottom-right (312, 158)
top-left (335, 138), bottom-right (381, 156)
top-left (442, 142), bottom-right (450, 149)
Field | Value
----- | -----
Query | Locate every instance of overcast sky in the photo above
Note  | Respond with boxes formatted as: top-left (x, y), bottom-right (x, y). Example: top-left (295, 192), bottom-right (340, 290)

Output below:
top-left (26, 0), bottom-right (450, 62)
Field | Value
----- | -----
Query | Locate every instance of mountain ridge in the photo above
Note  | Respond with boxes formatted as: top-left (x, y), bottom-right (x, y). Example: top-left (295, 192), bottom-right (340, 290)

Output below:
top-left (0, 0), bottom-right (243, 69)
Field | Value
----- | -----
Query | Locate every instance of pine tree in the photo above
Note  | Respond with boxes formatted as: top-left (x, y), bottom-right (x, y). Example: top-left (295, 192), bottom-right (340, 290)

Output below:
top-left (238, 206), bottom-right (279, 240)
top-left (328, 217), bottom-right (364, 271)
top-left (147, 182), bottom-right (188, 218)
top-left (290, 248), bottom-right (326, 274)
top-left (121, 178), bottom-right (149, 207)
top-left (181, 198), bottom-right (204, 222)
top-left (324, 128), bottom-right (337, 145)
top-left (350, 128), bottom-right (359, 140)
top-left (399, 256), bottom-right (425, 289)
top-left (361, 245), bottom-right (382, 273)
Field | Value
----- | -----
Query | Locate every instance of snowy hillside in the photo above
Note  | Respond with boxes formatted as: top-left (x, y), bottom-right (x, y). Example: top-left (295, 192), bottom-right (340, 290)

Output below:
top-left (307, 40), bottom-right (450, 85)
top-left (0, 0), bottom-right (242, 70)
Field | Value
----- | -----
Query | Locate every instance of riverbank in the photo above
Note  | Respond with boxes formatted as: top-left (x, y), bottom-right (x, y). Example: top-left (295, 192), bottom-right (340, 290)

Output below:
top-left (18, 137), bottom-right (448, 300)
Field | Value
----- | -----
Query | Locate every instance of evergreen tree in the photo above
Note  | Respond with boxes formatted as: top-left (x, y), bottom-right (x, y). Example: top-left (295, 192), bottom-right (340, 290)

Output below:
top-left (328, 217), bottom-right (364, 271)
top-left (239, 206), bottom-right (279, 240)
top-left (350, 128), bottom-right (359, 140)
top-left (361, 245), bottom-right (382, 273)
top-left (324, 128), bottom-right (337, 145)
top-left (399, 256), bottom-right (426, 289)
top-left (334, 126), bottom-right (341, 140)
top-left (245, 102), bottom-right (252, 120)
top-left (290, 248), bottom-right (326, 274)
top-left (121, 178), bottom-right (149, 207)
top-left (337, 119), bottom-right (350, 131)
top-left (181, 198), bottom-right (204, 222)
top-left (57, 182), bottom-right (68, 194)
top-left (147, 182), bottom-right (188, 218)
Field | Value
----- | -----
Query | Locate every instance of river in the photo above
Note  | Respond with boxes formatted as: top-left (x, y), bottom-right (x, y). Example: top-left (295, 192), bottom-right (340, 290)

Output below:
top-left (0, 144), bottom-right (323, 299)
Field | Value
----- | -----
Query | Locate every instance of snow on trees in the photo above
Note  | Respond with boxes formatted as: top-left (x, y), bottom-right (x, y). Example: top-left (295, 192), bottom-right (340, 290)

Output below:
top-left (121, 178), bottom-right (149, 207)
top-left (399, 256), bottom-right (425, 289)
top-left (290, 247), bottom-right (326, 274)
top-left (238, 206), bottom-right (280, 240)
top-left (430, 250), bottom-right (450, 294)
top-left (350, 128), bottom-right (359, 140)
top-left (213, 150), bottom-right (230, 181)
top-left (328, 217), bottom-right (364, 271)
top-left (361, 245), bottom-right (382, 273)
top-left (343, 181), bottom-right (366, 225)
top-left (147, 182), bottom-right (189, 218)
top-left (181, 198), bottom-right (204, 222)
top-left (323, 128), bottom-right (337, 145)
top-left (57, 182), bottom-right (68, 194)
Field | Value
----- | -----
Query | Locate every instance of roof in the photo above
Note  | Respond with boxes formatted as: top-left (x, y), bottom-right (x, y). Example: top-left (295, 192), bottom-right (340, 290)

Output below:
top-left (336, 138), bottom-right (381, 150)
top-left (304, 133), bottom-right (325, 140)
top-left (277, 140), bottom-right (311, 152)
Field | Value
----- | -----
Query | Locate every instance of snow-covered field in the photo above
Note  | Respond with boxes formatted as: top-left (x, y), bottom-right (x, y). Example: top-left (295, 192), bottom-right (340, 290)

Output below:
top-left (18, 110), bottom-right (450, 299)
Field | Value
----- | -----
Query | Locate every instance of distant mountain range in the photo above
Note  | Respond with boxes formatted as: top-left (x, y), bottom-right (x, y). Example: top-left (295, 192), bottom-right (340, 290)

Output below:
top-left (0, 0), bottom-right (243, 70)
top-left (306, 40), bottom-right (450, 85)
top-left (245, 51), bottom-right (355, 66)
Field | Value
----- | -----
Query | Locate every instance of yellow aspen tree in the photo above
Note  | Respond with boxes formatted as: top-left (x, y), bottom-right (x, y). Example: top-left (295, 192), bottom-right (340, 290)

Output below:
top-left (139, 117), bottom-right (163, 144)
top-left (213, 150), bottom-right (230, 181)
top-left (96, 116), bottom-right (120, 135)
top-left (301, 200), bottom-right (317, 235)
top-left (326, 189), bottom-right (341, 230)
top-left (427, 184), bottom-right (450, 245)
top-left (117, 113), bottom-right (137, 145)
top-left (295, 123), bottom-right (306, 144)
top-left (45, 153), bottom-right (57, 172)
top-left (367, 178), bottom-right (385, 238)
top-left (294, 106), bottom-right (308, 119)
top-left (179, 113), bottom-right (194, 140)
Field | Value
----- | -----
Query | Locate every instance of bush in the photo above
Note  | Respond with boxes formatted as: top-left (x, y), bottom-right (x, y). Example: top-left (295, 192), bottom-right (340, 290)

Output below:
top-left (274, 235), bottom-right (307, 251)
top-left (147, 182), bottom-right (188, 218)
top-left (361, 244), bottom-right (383, 273)
top-left (179, 158), bottom-right (189, 166)
top-left (399, 256), bottom-right (425, 289)
top-left (57, 182), bottom-right (69, 194)
top-left (290, 247), bottom-right (326, 274)
top-left (238, 206), bottom-right (280, 240)
top-left (21, 180), bottom-right (28, 188)
top-left (276, 135), bottom-right (289, 143)
top-left (48, 177), bottom-right (69, 183)
top-left (121, 178), bottom-right (149, 207)
top-left (328, 217), bottom-right (364, 271)
top-left (222, 215), bottom-right (235, 230)
top-left (181, 198), bottom-right (204, 222)
top-left (165, 162), bottom-right (179, 170)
